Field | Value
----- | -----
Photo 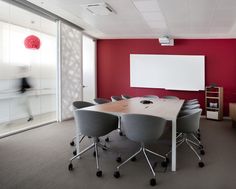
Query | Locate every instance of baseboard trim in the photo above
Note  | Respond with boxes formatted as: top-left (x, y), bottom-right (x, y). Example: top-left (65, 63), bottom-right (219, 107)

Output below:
top-left (0, 120), bottom-right (57, 139)
top-left (62, 117), bottom-right (73, 122)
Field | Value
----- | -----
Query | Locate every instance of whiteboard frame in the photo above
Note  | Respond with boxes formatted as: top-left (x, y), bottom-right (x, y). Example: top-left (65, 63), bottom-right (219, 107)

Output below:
top-left (130, 54), bottom-right (205, 91)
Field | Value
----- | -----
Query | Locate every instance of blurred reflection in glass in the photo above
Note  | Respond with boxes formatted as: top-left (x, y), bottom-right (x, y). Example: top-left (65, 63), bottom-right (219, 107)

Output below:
top-left (18, 66), bottom-right (33, 122)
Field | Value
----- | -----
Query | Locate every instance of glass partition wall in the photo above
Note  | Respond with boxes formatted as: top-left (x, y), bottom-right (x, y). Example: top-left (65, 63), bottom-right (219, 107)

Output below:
top-left (0, 1), bottom-right (57, 136)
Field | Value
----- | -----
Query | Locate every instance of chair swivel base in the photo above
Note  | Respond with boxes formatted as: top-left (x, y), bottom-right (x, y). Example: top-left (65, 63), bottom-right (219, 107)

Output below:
top-left (166, 134), bottom-right (205, 168)
top-left (113, 145), bottom-right (168, 186)
top-left (68, 139), bottom-right (106, 177)
top-left (68, 138), bottom-right (121, 177)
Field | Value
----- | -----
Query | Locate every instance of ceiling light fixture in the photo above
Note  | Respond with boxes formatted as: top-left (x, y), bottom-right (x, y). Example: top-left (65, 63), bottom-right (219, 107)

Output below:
top-left (81, 2), bottom-right (115, 16)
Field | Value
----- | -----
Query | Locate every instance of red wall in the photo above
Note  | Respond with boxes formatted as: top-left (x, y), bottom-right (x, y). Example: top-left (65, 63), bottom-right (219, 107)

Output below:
top-left (97, 39), bottom-right (236, 116)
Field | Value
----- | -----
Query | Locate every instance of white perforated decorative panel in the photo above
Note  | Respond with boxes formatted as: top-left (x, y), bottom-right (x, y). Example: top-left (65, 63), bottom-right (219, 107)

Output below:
top-left (60, 22), bottom-right (82, 120)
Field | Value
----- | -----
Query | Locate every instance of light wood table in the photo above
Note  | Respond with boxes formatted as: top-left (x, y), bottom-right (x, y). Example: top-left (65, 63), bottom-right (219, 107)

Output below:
top-left (80, 97), bottom-right (184, 171)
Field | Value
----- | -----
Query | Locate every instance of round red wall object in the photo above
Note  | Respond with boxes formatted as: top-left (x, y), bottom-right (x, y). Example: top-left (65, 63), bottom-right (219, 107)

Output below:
top-left (24, 35), bottom-right (41, 49)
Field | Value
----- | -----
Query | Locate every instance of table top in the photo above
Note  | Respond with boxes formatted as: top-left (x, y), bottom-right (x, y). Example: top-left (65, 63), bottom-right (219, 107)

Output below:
top-left (83, 97), bottom-right (185, 121)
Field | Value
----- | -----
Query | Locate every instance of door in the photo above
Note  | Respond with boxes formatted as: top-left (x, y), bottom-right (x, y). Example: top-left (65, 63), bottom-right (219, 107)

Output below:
top-left (82, 35), bottom-right (96, 103)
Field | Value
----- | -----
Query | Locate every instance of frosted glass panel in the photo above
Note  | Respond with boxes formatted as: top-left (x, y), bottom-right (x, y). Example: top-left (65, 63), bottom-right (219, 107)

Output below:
top-left (0, 1), bottom-right (57, 136)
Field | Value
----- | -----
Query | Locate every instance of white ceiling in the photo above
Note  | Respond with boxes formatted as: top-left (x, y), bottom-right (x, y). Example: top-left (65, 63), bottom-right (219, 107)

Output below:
top-left (0, 0), bottom-right (56, 35)
top-left (26, 0), bottom-right (236, 39)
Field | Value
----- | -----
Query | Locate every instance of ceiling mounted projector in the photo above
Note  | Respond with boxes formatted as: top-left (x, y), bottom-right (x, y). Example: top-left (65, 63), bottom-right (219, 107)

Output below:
top-left (81, 2), bottom-right (115, 15)
top-left (159, 36), bottom-right (174, 46)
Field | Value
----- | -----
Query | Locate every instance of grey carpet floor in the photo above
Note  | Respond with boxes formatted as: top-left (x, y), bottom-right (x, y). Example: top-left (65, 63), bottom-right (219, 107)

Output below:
top-left (0, 118), bottom-right (236, 189)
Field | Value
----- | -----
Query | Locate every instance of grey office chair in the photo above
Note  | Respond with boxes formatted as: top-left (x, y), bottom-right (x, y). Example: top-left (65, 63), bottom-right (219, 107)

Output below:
top-left (184, 99), bottom-right (200, 134)
top-left (143, 95), bottom-right (159, 99)
top-left (114, 114), bottom-right (168, 186)
top-left (163, 96), bottom-right (179, 99)
top-left (166, 109), bottom-right (205, 168)
top-left (111, 95), bottom-right (123, 102)
top-left (70, 101), bottom-right (94, 155)
top-left (177, 108), bottom-right (203, 149)
top-left (93, 97), bottom-right (112, 142)
top-left (179, 105), bottom-right (202, 141)
top-left (93, 98), bottom-right (111, 104)
top-left (181, 101), bottom-right (201, 137)
top-left (68, 110), bottom-right (120, 177)
top-left (121, 94), bottom-right (132, 99)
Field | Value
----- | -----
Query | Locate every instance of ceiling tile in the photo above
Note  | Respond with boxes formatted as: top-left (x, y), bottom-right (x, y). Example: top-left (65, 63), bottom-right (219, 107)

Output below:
top-left (147, 20), bottom-right (167, 29)
top-left (132, 0), bottom-right (161, 12)
top-left (141, 11), bottom-right (164, 21)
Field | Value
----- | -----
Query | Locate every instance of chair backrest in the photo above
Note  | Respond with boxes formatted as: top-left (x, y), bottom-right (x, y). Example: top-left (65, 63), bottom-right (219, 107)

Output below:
top-left (187, 99), bottom-right (198, 103)
top-left (163, 96), bottom-right (179, 100)
top-left (121, 114), bottom-right (167, 144)
top-left (184, 100), bottom-right (199, 105)
top-left (93, 98), bottom-right (111, 104)
top-left (177, 108), bottom-right (202, 133)
top-left (184, 99), bottom-right (199, 105)
top-left (74, 110), bottom-right (119, 137)
top-left (72, 101), bottom-right (94, 110)
top-left (72, 101), bottom-right (94, 129)
top-left (182, 103), bottom-right (200, 110)
top-left (121, 94), bottom-right (132, 99)
top-left (111, 96), bottom-right (123, 102)
top-left (143, 95), bottom-right (159, 99)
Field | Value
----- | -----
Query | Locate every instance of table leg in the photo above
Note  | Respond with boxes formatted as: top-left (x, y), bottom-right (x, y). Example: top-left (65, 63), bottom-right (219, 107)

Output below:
top-left (171, 118), bottom-right (177, 171)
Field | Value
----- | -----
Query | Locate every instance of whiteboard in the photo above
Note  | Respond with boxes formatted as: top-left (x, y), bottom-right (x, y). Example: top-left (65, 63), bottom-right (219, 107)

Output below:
top-left (130, 54), bottom-right (205, 91)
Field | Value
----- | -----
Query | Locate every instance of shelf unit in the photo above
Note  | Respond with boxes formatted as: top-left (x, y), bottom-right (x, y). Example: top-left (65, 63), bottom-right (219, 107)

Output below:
top-left (205, 86), bottom-right (223, 120)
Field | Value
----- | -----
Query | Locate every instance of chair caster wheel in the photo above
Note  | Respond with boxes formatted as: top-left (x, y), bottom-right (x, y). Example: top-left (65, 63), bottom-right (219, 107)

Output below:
top-left (68, 163), bottom-right (73, 171)
top-left (113, 171), bottom-right (120, 178)
top-left (116, 157), bottom-right (122, 163)
top-left (198, 162), bottom-right (205, 168)
top-left (165, 157), bottom-right (169, 163)
top-left (197, 133), bottom-right (201, 138)
top-left (105, 137), bottom-right (110, 142)
top-left (93, 151), bottom-right (96, 157)
top-left (197, 137), bottom-right (201, 141)
top-left (200, 149), bottom-right (205, 155)
top-left (70, 141), bottom-right (75, 146)
top-left (161, 159), bottom-right (169, 167)
top-left (96, 170), bottom-right (102, 177)
top-left (131, 157), bottom-right (136, 161)
top-left (119, 132), bottom-right (123, 136)
top-left (73, 150), bottom-right (77, 156)
top-left (150, 178), bottom-right (156, 186)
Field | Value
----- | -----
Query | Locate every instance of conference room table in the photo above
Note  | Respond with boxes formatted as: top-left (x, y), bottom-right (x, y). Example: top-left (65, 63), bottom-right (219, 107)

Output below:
top-left (79, 97), bottom-right (184, 172)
